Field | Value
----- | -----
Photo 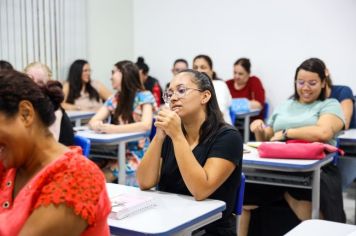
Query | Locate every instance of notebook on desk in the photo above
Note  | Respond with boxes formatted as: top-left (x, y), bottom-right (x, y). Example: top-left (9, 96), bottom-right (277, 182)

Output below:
top-left (110, 193), bottom-right (156, 220)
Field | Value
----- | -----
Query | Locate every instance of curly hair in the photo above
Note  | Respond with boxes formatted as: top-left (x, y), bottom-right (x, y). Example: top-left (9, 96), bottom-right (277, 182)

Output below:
top-left (0, 70), bottom-right (64, 126)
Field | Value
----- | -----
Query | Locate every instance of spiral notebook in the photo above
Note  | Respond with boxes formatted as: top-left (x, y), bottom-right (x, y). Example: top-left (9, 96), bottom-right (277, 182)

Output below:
top-left (110, 193), bottom-right (156, 220)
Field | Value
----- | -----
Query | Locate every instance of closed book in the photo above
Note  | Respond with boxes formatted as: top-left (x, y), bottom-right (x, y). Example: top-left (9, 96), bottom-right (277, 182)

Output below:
top-left (110, 194), bottom-right (156, 220)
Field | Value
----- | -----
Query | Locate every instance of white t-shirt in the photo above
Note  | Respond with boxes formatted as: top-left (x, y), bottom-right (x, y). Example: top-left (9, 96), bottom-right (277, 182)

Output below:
top-left (213, 79), bottom-right (232, 124)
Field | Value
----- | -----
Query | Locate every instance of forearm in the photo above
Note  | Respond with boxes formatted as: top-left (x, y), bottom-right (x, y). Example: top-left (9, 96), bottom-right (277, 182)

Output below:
top-left (105, 122), bottom-right (151, 133)
top-left (136, 136), bottom-right (163, 189)
top-left (249, 100), bottom-right (263, 110)
top-left (172, 135), bottom-right (213, 200)
top-left (61, 102), bottom-right (79, 111)
top-left (286, 126), bottom-right (334, 142)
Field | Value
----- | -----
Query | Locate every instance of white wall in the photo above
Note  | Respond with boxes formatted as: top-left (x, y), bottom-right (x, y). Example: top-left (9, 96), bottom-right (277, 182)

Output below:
top-left (133, 0), bottom-right (356, 112)
top-left (87, 0), bottom-right (134, 91)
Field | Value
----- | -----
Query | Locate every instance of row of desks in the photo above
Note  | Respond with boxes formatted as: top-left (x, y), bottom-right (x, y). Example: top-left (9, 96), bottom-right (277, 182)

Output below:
top-left (71, 110), bottom-right (355, 235)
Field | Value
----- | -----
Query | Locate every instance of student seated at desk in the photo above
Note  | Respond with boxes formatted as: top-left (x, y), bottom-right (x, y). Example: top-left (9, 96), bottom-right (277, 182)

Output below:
top-left (137, 69), bottom-right (243, 236)
top-left (62, 59), bottom-right (112, 112)
top-left (226, 58), bottom-right (266, 119)
top-left (226, 58), bottom-right (266, 140)
top-left (240, 58), bottom-right (346, 236)
top-left (0, 71), bottom-right (110, 235)
top-left (89, 60), bottom-right (157, 183)
top-left (313, 58), bottom-right (355, 129)
top-left (193, 55), bottom-right (232, 124)
top-left (24, 62), bottom-right (74, 146)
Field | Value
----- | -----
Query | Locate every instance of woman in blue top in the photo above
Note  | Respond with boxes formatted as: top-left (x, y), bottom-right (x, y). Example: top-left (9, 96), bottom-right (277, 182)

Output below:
top-left (313, 58), bottom-right (355, 129)
top-left (89, 60), bottom-right (157, 183)
top-left (240, 58), bottom-right (345, 236)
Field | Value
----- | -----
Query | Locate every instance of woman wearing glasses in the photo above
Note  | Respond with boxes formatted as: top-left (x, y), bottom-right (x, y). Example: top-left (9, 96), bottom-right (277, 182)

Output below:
top-left (240, 58), bottom-right (345, 236)
top-left (137, 69), bottom-right (243, 236)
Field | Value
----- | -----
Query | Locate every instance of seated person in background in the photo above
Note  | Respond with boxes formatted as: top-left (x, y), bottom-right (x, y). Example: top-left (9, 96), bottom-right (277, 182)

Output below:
top-left (313, 58), bottom-right (355, 129)
top-left (62, 59), bottom-right (112, 111)
top-left (240, 58), bottom-right (345, 236)
top-left (165, 58), bottom-right (189, 90)
top-left (136, 57), bottom-right (164, 106)
top-left (24, 62), bottom-right (74, 146)
top-left (0, 60), bottom-right (14, 71)
top-left (137, 69), bottom-right (243, 236)
top-left (226, 58), bottom-right (265, 115)
top-left (193, 54), bottom-right (232, 124)
top-left (89, 60), bottom-right (157, 183)
top-left (226, 58), bottom-right (266, 140)
top-left (0, 71), bottom-right (110, 235)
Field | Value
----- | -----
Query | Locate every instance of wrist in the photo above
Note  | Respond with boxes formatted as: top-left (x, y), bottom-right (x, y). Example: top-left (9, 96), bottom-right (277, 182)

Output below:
top-left (281, 129), bottom-right (288, 141)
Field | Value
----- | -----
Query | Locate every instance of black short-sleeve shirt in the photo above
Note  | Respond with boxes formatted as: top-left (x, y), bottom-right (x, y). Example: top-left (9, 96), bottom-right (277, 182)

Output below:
top-left (158, 125), bottom-right (243, 233)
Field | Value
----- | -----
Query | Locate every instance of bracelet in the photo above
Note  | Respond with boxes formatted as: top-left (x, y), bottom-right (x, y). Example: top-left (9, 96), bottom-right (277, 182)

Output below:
top-left (281, 129), bottom-right (288, 141)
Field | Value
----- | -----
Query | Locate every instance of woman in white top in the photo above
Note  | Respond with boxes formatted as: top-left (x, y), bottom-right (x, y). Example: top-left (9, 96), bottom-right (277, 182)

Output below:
top-left (62, 59), bottom-right (112, 111)
top-left (193, 55), bottom-right (232, 124)
top-left (24, 62), bottom-right (74, 146)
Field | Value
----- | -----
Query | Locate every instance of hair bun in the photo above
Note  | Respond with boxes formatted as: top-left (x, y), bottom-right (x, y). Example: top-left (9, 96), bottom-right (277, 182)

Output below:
top-left (41, 81), bottom-right (64, 111)
top-left (137, 57), bottom-right (145, 64)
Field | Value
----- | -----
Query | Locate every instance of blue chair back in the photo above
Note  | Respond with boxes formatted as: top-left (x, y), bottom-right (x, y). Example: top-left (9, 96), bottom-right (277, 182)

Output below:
top-left (149, 118), bottom-right (157, 141)
top-left (263, 102), bottom-right (269, 121)
top-left (74, 135), bottom-right (91, 157)
top-left (235, 172), bottom-right (245, 232)
top-left (229, 107), bottom-right (236, 125)
top-left (235, 172), bottom-right (246, 215)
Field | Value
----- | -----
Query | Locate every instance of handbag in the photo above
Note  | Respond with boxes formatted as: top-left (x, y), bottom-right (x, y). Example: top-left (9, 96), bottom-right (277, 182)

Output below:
top-left (257, 140), bottom-right (344, 160)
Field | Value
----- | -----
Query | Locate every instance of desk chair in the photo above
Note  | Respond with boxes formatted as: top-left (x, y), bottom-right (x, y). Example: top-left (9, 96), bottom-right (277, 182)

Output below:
top-left (229, 107), bottom-right (236, 125)
top-left (235, 172), bottom-right (246, 232)
top-left (149, 118), bottom-right (157, 141)
top-left (74, 135), bottom-right (91, 157)
top-left (263, 102), bottom-right (269, 121)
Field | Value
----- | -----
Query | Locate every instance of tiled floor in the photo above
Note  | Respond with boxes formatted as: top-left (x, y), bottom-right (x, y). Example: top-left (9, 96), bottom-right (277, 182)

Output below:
top-left (344, 183), bottom-right (356, 224)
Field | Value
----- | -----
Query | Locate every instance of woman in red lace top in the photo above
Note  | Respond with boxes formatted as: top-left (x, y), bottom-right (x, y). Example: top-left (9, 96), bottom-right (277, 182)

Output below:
top-left (0, 71), bottom-right (111, 236)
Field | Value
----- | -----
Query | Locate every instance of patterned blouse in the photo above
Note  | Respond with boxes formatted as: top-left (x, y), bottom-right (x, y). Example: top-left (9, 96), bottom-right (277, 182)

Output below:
top-left (104, 91), bottom-right (157, 174)
top-left (0, 147), bottom-right (111, 236)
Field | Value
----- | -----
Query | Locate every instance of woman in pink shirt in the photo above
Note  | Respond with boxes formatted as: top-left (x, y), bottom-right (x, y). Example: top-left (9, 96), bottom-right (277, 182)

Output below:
top-left (0, 70), bottom-right (110, 236)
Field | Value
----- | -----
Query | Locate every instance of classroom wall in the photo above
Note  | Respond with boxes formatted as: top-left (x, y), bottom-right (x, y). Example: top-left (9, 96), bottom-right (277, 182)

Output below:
top-left (87, 0), bottom-right (134, 91)
top-left (133, 0), bottom-right (356, 112)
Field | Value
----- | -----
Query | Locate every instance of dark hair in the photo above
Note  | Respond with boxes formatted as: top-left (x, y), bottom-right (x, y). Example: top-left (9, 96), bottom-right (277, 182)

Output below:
top-left (0, 70), bottom-right (63, 126)
top-left (293, 58), bottom-right (328, 101)
top-left (112, 60), bottom-right (144, 124)
top-left (173, 59), bottom-right (188, 67)
top-left (309, 57), bottom-right (332, 87)
top-left (234, 58), bottom-right (251, 74)
top-left (135, 57), bottom-right (149, 75)
top-left (0, 60), bottom-right (14, 71)
top-left (66, 59), bottom-right (100, 104)
top-left (177, 69), bottom-right (226, 143)
top-left (193, 54), bottom-right (217, 80)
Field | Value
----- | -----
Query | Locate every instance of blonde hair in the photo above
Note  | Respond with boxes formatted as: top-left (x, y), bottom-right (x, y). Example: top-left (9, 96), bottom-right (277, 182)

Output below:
top-left (24, 62), bottom-right (53, 82)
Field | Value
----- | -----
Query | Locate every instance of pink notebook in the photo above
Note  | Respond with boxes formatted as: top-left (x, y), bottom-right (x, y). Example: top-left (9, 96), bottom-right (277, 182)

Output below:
top-left (110, 194), bottom-right (156, 220)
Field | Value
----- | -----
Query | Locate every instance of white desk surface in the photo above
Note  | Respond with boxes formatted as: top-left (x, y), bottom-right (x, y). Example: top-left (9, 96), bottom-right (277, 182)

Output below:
top-left (242, 144), bottom-right (335, 219)
top-left (75, 127), bottom-right (147, 143)
top-left (235, 109), bottom-right (261, 117)
top-left (67, 110), bottom-right (95, 119)
top-left (285, 219), bottom-right (356, 236)
top-left (243, 145), bottom-right (334, 171)
top-left (338, 129), bottom-right (356, 142)
top-left (106, 183), bottom-right (226, 236)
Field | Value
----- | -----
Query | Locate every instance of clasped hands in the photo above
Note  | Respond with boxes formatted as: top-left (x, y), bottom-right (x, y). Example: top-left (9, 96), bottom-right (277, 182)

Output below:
top-left (154, 108), bottom-right (183, 139)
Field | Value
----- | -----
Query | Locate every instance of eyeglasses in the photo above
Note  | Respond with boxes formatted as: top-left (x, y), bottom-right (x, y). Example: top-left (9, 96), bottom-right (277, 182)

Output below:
top-left (295, 80), bottom-right (320, 88)
top-left (163, 86), bottom-right (202, 103)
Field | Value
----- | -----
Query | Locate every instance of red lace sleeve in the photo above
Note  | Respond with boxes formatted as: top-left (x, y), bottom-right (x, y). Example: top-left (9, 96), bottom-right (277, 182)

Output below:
top-left (34, 151), bottom-right (107, 225)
